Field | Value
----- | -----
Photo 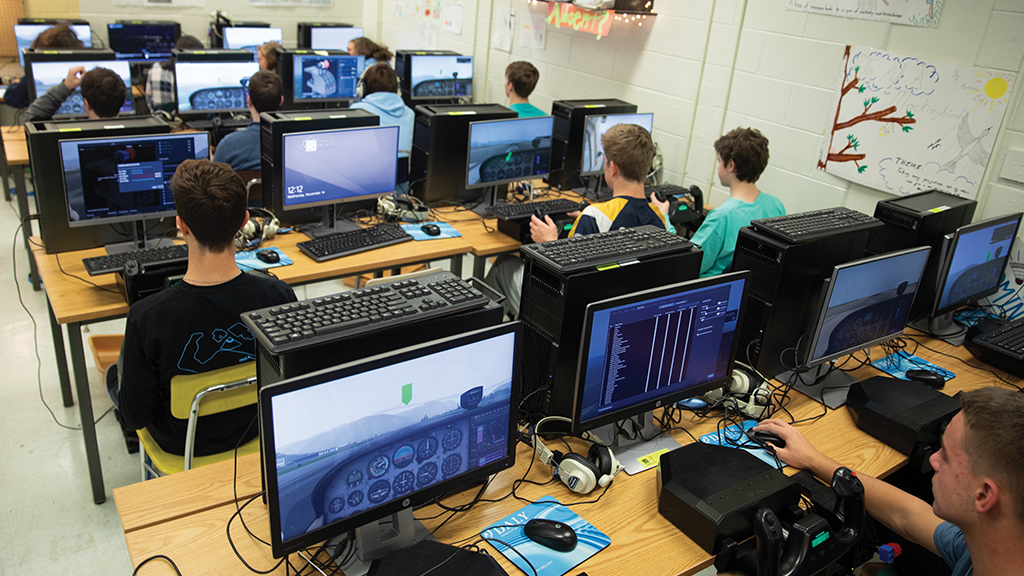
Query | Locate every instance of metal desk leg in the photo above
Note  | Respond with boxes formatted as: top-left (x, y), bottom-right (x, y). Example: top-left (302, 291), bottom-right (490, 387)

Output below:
top-left (473, 254), bottom-right (486, 279)
top-left (48, 299), bottom-right (74, 407)
top-left (1, 147), bottom-right (9, 202)
top-left (14, 168), bottom-right (40, 291)
top-left (451, 253), bottom-right (463, 277)
top-left (67, 322), bottom-right (106, 504)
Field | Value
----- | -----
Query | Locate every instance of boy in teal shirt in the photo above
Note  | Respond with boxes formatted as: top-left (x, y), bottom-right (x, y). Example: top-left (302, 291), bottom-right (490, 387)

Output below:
top-left (692, 127), bottom-right (785, 277)
top-left (505, 61), bottom-right (546, 118)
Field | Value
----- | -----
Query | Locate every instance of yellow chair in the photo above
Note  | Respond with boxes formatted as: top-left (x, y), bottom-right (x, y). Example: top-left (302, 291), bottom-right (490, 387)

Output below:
top-left (138, 361), bottom-right (261, 481)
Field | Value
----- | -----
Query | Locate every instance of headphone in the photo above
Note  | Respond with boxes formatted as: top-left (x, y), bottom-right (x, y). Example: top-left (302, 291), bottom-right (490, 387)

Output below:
top-left (235, 207), bottom-right (280, 250)
top-left (355, 64), bottom-right (403, 100)
top-left (530, 428), bottom-right (623, 494)
top-left (378, 195), bottom-right (430, 222)
top-left (704, 367), bottom-right (774, 419)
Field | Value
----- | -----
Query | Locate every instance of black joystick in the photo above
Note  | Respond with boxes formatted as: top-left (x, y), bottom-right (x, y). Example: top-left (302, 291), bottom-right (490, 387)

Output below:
top-left (753, 508), bottom-right (783, 576)
top-left (831, 467), bottom-right (865, 544)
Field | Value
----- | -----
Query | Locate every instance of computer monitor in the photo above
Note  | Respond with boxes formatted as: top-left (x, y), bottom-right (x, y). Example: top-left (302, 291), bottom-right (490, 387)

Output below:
top-left (107, 21), bottom-right (179, 61)
top-left (174, 60), bottom-right (260, 115)
top-left (58, 132), bottom-right (210, 250)
top-left (25, 57), bottom-right (133, 117)
top-left (260, 323), bottom-right (521, 560)
top-left (544, 99), bottom-right (637, 194)
top-left (15, 23), bottom-right (92, 66)
top-left (932, 213), bottom-right (1022, 318)
top-left (310, 26), bottom-right (364, 50)
top-left (281, 124), bottom-right (399, 237)
top-left (223, 26), bottom-right (283, 53)
top-left (580, 112), bottom-right (654, 176)
top-left (466, 116), bottom-right (554, 190)
top-left (280, 50), bottom-right (365, 105)
top-left (807, 246), bottom-right (931, 369)
top-left (409, 54), bottom-right (473, 100)
top-left (573, 272), bottom-right (749, 452)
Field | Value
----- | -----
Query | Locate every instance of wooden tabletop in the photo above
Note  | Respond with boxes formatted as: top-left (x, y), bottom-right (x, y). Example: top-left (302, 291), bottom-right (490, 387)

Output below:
top-left (31, 230), bottom-right (473, 326)
top-left (114, 334), bottom-right (1019, 575)
top-left (3, 125), bottom-right (28, 165)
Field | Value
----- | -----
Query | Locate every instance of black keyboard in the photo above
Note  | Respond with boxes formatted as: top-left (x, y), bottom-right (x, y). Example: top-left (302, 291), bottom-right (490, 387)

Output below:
top-left (488, 199), bottom-right (588, 221)
top-left (82, 244), bottom-right (189, 276)
top-left (644, 184), bottom-right (690, 203)
top-left (521, 225), bottom-right (693, 273)
top-left (241, 270), bottom-right (490, 354)
top-left (297, 224), bottom-right (414, 263)
top-left (751, 207), bottom-right (882, 244)
top-left (185, 118), bottom-right (252, 131)
top-left (973, 317), bottom-right (1024, 360)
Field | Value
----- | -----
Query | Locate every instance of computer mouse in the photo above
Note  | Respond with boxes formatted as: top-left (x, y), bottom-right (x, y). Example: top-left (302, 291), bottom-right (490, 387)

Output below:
top-left (256, 249), bottom-right (280, 264)
top-left (677, 397), bottom-right (708, 410)
top-left (421, 224), bottom-right (441, 236)
top-left (905, 369), bottom-right (945, 389)
top-left (523, 518), bottom-right (578, 552)
top-left (748, 430), bottom-right (787, 449)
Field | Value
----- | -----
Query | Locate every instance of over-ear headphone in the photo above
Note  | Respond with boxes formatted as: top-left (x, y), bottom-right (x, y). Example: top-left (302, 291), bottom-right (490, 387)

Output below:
top-left (235, 207), bottom-right (280, 250)
top-left (355, 64), bottom-right (403, 100)
top-left (704, 367), bottom-right (774, 419)
top-left (377, 194), bottom-right (430, 222)
top-left (530, 433), bottom-right (623, 494)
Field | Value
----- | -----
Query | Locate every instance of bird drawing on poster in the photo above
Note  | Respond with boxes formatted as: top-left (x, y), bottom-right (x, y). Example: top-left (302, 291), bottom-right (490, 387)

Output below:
top-left (943, 112), bottom-right (991, 172)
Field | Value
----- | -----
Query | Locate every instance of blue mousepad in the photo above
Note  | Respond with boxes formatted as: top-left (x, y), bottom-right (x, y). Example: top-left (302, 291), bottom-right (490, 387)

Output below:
top-left (235, 247), bottom-right (293, 271)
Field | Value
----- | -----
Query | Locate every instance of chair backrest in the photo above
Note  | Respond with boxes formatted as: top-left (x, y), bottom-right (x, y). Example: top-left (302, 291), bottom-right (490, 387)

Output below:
top-left (169, 361), bottom-right (257, 420)
top-left (236, 169), bottom-right (263, 204)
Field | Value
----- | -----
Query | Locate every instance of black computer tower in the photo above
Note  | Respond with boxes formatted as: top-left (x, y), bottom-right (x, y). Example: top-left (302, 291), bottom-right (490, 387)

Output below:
top-left (732, 225), bottom-right (876, 378)
top-left (519, 244), bottom-right (703, 421)
top-left (297, 22), bottom-right (354, 48)
top-left (544, 99), bottom-right (637, 191)
top-left (409, 103), bottom-right (516, 204)
top-left (255, 301), bottom-right (505, 387)
top-left (26, 116), bottom-right (172, 254)
top-left (259, 109), bottom-right (380, 226)
top-left (871, 190), bottom-right (977, 320)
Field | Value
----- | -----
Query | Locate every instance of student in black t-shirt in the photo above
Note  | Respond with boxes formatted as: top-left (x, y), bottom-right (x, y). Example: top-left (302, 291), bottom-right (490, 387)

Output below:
top-left (107, 159), bottom-right (297, 455)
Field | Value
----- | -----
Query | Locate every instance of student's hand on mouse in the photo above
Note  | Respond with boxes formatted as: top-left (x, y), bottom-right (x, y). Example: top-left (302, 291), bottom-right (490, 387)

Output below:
top-left (753, 419), bottom-right (823, 471)
top-left (567, 210), bottom-right (581, 218)
top-left (64, 66), bottom-right (86, 90)
top-left (530, 214), bottom-right (559, 243)
top-left (651, 194), bottom-right (670, 215)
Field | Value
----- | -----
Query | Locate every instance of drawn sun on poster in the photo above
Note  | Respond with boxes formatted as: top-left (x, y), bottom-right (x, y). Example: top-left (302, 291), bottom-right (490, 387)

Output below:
top-left (970, 71), bottom-right (1014, 113)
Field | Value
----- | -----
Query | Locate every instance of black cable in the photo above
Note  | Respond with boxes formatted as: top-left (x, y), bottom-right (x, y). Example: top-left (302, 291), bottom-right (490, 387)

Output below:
top-left (55, 252), bottom-right (121, 294)
top-left (132, 554), bottom-right (183, 576)
top-left (905, 335), bottom-right (1023, 391)
top-left (226, 492), bottom-right (286, 574)
top-left (471, 537), bottom-right (539, 576)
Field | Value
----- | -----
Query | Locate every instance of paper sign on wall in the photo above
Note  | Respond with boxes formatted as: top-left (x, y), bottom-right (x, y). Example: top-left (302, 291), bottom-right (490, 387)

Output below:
top-left (787, 0), bottom-right (941, 28)
top-left (817, 45), bottom-right (1016, 199)
top-left (545, 2), bottom-right (614, 40)
top-left (443, 2), bottom-right (463, 34)
top-left (493, 6), bottom-right (514, 52)
top-left (519, 13), bottom-right (546, 49)
top-left (419, 22), bottom-right (438, 49)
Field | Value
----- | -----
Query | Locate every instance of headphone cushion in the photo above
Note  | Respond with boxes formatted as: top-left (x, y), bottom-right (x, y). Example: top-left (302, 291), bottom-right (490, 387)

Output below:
top-left (561, 452), bottom-right (600, 477)
top-left (588, 444), bottom-right (614, 477)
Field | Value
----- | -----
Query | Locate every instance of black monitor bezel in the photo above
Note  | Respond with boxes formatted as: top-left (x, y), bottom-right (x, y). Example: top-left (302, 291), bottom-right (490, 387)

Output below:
top-left (59, 131), bottom-right (210, 229)
top-left (23, 50), bottom-right (133, 116)
top-left (806, 245), bottom-right (932, 368)
top-left (107, 21), bottom-right (180, 61)
top-left (259, 322), bottom-right (523, 558)
top-left (173, 59), bottom-right (260, 116)
top-left (931, 212), bottom-right (1023, 318)
top-left (571, 271), bottom-right (752, 434)
top-left (297, 22), bottom-right (355, 49)
top-left (579, 112), bottom-right (655, 177)
top-left (278, 49), bottom-right (365, 105)
top-left (280, 124), bottom-right (400, 211)
top-left (408, 54), bottom-right (473, 101)
top-left (465, 116), bottom-right (554, 191)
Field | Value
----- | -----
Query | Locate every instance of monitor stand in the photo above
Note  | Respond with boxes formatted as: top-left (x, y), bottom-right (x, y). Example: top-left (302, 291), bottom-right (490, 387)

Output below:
top-left (573, 175), bottom-right (612, 201)
top-left (783, 365), bottom-right (859, 409)
top-left (470, 185), bottom-right (500, 217)
top-left (298, 203), bottom-right (363, 239)
top-left (104, 218), bottom-right (177, 254)
top-left (586, 411), bottom-right (682, 476)
top-left (908, 312), bottom-right (967, 346)
top-left (330, 508), bottom-right (434, 576)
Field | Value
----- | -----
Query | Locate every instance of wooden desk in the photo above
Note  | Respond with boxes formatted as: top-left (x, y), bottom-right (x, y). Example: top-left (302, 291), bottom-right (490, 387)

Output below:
top-left (2, 127), bottom-right (41, 290)
top-left (114, 335), bottom-right (1018, 575)
top-left (32, 232), bottom-right (474, 505)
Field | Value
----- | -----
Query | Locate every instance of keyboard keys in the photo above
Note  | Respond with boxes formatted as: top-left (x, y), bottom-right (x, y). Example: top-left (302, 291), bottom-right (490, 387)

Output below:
top-left (297, 224), bottom-right (414, 262)
top-left (82, 244), bottom-right (189, 276)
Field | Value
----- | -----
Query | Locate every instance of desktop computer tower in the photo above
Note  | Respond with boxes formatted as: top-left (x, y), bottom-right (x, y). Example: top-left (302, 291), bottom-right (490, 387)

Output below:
top-left (409, 103), bottom-right (516, 204)
top-left (26, 116), bottom-right (172, 254)
top-left (544, 98), bottom-right (637, 191)
top-left (732, 226), bottom-right (875, 378)
top-left (870, 190), bottom-right (977, 320)
top-left (255, 300), bottom-right (505, 387)
top-left (519, 245), bottom-right (703, 421)
top-left (259, 109), bottom-right (380, 226)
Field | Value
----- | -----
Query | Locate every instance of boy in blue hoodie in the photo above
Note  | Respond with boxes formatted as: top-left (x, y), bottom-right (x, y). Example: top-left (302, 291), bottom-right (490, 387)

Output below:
top-left (351, 63), bottom-right (416, 191)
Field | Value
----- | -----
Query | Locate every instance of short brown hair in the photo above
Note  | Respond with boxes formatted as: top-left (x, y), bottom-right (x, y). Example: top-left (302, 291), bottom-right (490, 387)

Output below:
top-left (959, 387), bottom-right (1024, 526)
top-left (248, 71), bottom-right (282, 113)
top-left (361, 63), bottom-right (398, 95)
top-left (505, 61), bottom-right (539, 98)
top-left (601, 123), bottom-right (654, 183)
top-left (80, 68), bottom-right (126, 118)
top-left (349, 37), bottom-right (393, 63)
top-left (171, 160), bottom-right (247, 252)
top-left (258, 41), bottom-right (282, 72)
top-left (714, 127), bottom-right (770, 183)
top-left (30, 23), bottom-right (85, 49)
top-left (162, 35), bottom-right (204, 70)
